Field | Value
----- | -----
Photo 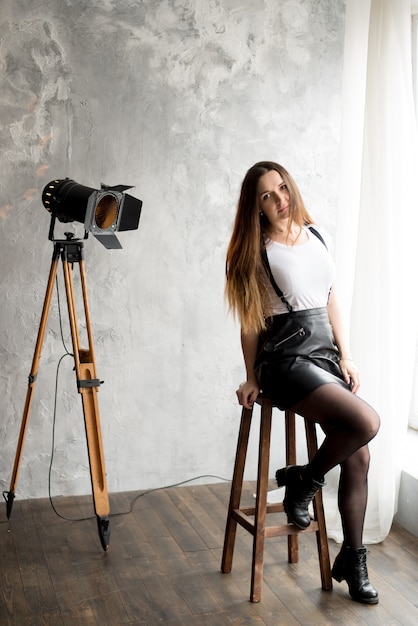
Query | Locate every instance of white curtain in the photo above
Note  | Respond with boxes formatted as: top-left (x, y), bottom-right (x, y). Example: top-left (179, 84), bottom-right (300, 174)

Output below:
top-left (324, 0), bottom-right (418, 543)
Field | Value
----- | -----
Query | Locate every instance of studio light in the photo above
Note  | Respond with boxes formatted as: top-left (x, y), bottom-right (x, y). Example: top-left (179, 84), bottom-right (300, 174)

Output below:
top-left (5, 178), bottom-right (144, 549)
top-left (42, 178), bottom-right (142, 249)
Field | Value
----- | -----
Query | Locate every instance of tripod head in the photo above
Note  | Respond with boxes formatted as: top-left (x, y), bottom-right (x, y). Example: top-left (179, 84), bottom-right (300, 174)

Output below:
top-left (48, 213), bottom-right (89, 243)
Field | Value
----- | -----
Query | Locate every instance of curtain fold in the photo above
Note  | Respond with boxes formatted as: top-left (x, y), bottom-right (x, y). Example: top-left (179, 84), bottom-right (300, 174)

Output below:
top-left (326, 0), bottom-right (418, 543)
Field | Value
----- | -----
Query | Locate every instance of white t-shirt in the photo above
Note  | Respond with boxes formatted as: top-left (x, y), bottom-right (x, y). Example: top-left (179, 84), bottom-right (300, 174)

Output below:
top-left (265, 226), bottom-right (335, 315)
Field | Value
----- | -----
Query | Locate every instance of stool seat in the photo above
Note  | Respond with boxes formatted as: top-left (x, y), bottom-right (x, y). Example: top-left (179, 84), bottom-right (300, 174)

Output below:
top-left (221, 393), bottom-right (332, 602)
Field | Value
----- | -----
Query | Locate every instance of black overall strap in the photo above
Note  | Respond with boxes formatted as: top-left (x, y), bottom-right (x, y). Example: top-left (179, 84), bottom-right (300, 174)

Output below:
top-left (261, 248), bottom-right (293, 312)
top-left (308, 225), bottom-right (328, 249)
top-left (261, 225), bottom-right (328, 312)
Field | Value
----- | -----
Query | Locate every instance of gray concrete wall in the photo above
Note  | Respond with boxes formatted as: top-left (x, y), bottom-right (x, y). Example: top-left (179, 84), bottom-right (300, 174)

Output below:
top-left (0, 0), bottom-right (345, 499)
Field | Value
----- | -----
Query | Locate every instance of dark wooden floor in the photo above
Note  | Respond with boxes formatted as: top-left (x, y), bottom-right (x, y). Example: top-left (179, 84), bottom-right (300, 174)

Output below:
top-left (1, 481), bottom-right (418, 625)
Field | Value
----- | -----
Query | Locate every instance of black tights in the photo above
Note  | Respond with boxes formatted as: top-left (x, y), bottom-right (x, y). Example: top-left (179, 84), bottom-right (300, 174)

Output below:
top-left (291, 383), bottom-right (380, 549)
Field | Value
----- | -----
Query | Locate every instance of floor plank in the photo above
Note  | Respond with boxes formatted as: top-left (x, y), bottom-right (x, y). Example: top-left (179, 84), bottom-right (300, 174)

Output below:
top-left (1, 483), bottom-right (418, 625)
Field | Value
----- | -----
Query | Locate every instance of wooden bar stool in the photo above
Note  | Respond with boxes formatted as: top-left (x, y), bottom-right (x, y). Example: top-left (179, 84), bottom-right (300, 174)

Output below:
top-left (221, 393), bottom-right (332, 603)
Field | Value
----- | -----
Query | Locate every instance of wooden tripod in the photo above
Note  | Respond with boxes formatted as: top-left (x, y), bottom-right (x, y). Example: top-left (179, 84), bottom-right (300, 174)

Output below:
top-left (4, 232), bottom-right (110, 550)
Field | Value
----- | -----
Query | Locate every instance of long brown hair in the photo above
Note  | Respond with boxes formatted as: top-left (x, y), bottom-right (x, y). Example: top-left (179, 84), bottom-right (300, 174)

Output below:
top-left (225, 161), bottom-right (314, 333)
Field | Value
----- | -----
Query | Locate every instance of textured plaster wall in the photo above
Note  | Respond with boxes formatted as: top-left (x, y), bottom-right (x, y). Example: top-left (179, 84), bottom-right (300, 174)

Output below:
top-left (0, 0), bottom-right (345, 499)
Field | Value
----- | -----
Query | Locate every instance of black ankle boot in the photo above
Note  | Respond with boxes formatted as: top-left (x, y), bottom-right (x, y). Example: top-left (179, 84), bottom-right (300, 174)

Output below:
top-left (275, 465), bottom-right (325, 530)
top-left (332, 544), bottom-right (379, 604)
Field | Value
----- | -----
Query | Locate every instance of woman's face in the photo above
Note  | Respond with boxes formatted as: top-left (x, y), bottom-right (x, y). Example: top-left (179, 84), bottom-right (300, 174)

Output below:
top-left (257, 169), bottom-right (290, 227)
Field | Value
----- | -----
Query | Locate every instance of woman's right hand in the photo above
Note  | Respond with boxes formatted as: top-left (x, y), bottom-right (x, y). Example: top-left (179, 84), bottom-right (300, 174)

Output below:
top-left (236, 379), bottom-right (260, 409)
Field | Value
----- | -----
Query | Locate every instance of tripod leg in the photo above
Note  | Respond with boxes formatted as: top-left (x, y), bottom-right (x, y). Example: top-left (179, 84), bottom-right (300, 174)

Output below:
top-left (62, 255), bottom-right (110, 551)
top-left (5, 247), bottom-right (61, 518)
top-left (79, 364), bottom-right (111, 551)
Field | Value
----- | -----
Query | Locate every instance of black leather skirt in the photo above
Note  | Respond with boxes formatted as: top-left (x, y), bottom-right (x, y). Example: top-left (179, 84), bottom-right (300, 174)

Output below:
top-left (254, 307), bottom-right (350, 409)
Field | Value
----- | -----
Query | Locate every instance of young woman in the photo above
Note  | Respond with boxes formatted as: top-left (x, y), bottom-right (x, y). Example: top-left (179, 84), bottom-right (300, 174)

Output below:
top-left (225, 161), bottom-right (380, 605)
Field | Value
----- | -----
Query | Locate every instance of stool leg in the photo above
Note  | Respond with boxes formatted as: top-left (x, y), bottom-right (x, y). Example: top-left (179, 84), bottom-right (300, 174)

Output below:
top-left (304, 419), bottom-right (332, 590)
top-left (285, 410), bottom-right (299, 563)
top-left (250, 398), bottom-right (272, 603)
top-left (221, 406), bottom-right (252, 574)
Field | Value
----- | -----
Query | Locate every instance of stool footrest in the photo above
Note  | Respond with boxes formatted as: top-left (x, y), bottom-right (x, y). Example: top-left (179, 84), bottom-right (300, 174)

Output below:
top-left (240, 503), bottom-right (285, 515)
top-left (232, 508), bottom-right (320, 538)
top-left (265, 521), bottom-right (320, 538)
top-left (231, 510), bottom-right (256, 535)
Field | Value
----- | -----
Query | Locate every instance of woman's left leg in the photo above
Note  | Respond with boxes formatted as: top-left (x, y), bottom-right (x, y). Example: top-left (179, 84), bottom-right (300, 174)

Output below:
top-left (276, 391), bottom-right (379, 604)
top-left (338, 445), bottom-right (370, 549)
top-left (331, 444), bottom-right (378, 604)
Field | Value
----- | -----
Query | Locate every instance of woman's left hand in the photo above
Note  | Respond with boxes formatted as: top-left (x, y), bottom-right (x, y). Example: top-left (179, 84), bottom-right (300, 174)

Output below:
top-left (339, 357), bottom-right (360, 394)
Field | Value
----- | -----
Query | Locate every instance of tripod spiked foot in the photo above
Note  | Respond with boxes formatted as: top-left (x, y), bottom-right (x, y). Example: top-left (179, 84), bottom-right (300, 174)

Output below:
top-left (97, 516), bottom-right (110, 551)
top-left (3, 491), bottom-right (15, 519)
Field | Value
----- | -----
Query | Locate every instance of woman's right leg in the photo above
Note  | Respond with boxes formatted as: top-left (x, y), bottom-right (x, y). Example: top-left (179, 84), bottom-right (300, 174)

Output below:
top-left (291, 382), bottom-right (380, 479)
top-left (276, 382), bottom-right (379, 529)
top-left (277, 382), bottom-right (379, 528)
